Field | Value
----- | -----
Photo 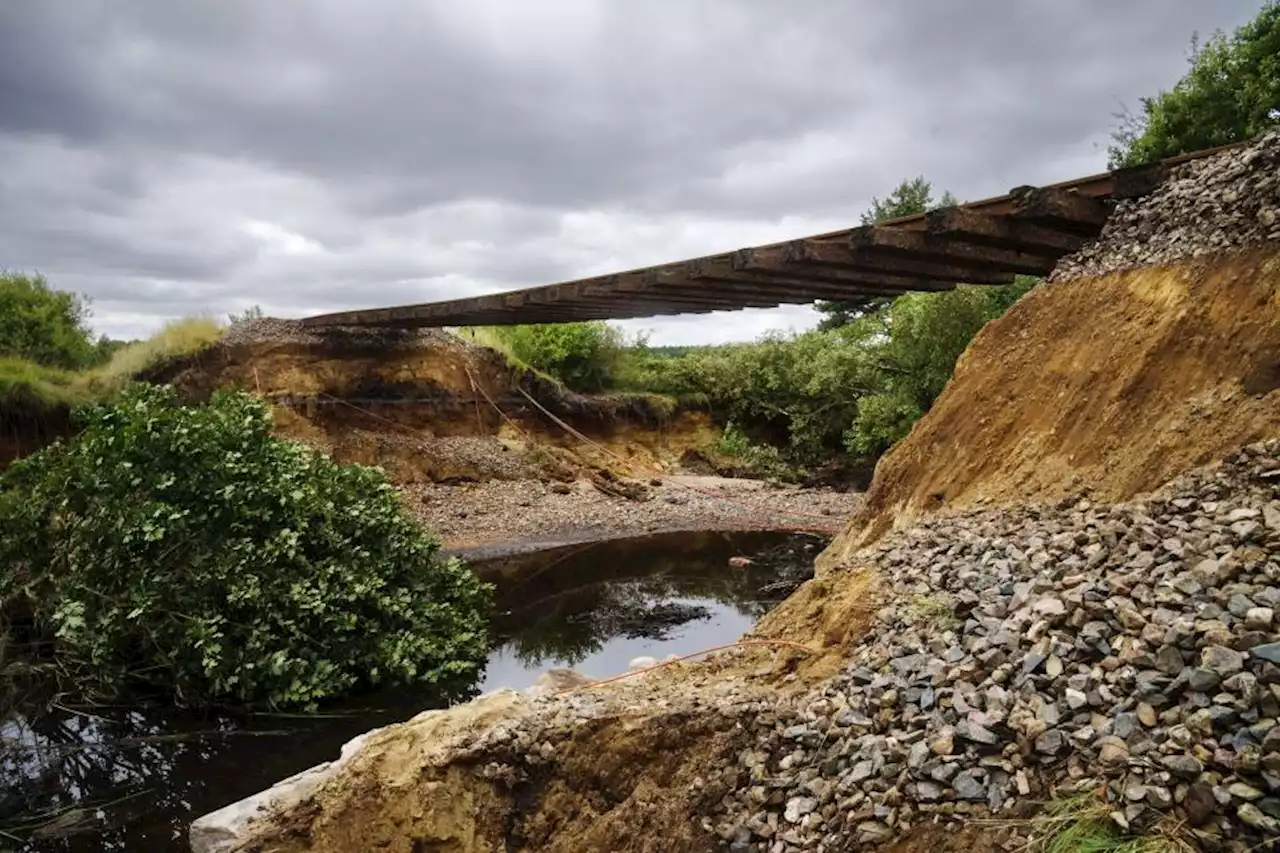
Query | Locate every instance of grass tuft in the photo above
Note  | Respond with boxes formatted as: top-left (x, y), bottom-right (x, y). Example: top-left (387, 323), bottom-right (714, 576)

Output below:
top-left (0, 358), bottom-right (87, 410)
top-left (902, 593), bottom-right (959, 630)
top-left (454, 326), bottom-right (559, 383)
top-left (1032, 792), bottom-right (1194, 853)
top-left (88, 316), bottom-right (223, 390)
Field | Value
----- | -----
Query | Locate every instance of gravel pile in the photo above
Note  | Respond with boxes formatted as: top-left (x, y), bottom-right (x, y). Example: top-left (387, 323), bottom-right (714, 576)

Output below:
top-left (1050, 129), bottom-right (1280, 283)
top-left (220, 317), bottom-right (471, 351)
top-left (701, 440), bottom-right (1280, 850)
top-left (412, 476), bottom-right (859, 549)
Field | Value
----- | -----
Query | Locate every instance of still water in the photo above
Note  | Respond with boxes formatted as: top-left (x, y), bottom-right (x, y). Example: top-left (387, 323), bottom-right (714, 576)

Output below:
top-left (1, 529), bottom-right (823, 852)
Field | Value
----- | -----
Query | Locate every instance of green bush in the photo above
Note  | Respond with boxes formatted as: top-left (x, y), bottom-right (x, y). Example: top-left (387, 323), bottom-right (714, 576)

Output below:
top-left (0, 272), bottom-right (100, 369)
top-left (626, 278), bottom-right (1035, 471)
top-left (715, 422), bottom-right (794, 481)
top-left (477, 322), bottom-right (626, 392)
top-left (0, 385), bottom-right (491, 708)
top-left (843, 391), bottom-right (923, 459)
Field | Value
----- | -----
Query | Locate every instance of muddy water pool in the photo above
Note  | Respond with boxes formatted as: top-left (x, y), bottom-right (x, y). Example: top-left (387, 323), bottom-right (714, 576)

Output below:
top-left (2, 529), bottom-right (823, 851)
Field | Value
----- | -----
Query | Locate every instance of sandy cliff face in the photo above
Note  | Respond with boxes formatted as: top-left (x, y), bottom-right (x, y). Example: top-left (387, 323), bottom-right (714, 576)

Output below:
top-left (819, 129), bottom-right (1280, 566)
top-left (820, 248), bottom-right (1280, 569)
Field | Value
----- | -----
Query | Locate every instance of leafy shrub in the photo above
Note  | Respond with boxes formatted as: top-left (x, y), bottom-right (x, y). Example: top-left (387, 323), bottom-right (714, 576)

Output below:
top-left (0, 385), bottom-right (491, 708)
top-left (474, 322), bottom-right (627, 392)
top-left (632, 331), bottom-right (878, 465)
top-left (715, 423), bottom-right (794, 481)
top-left (627, 279), bottom-right (1035, 472)
top-left (0, 272), bottom-right (100, 369)
top-left (843, 391), bottom-right (923, 459)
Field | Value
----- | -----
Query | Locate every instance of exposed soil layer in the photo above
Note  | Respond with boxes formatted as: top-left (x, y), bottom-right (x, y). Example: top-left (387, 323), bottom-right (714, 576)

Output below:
top-left (822, 247), bottom-right (1280, 567)
top-left (0, 403), bottom-right (72, 469)
top-left (146, 321), bottom-right (717, 485)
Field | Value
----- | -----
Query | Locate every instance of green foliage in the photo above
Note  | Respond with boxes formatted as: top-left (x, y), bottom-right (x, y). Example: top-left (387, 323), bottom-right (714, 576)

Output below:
top-left (636, 330), bottom-right (880, 466)
top-left (715, 423), bottom-right (793, 481)
top-left (0, 358), bottom-right (86, 411)
top-left (0, 272), bottom-right (99, 370)
top-left (468, 322), bottom-right (628, 392)
top-left (87, 317), bottom-right (223, 391)
top-left (843, 277), bottom-right (1035, 457)
top-left (843, 391), bottom-right (923, 459)
top-left (859, 177), bottom-right (957, 226)
top-left (632, 275), bottom-right (1034, 470)
top-left (0, 385), bottom-right (491, 708)
top-left (1109, 2), bottom-right (1280, 167)
top-left (0, 317), bottom-right (222, 410)
top-left (817, 177), bottom-right (959, 331)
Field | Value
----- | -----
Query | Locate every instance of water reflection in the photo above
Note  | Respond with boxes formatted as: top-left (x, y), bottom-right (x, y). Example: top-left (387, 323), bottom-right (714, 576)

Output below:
top-left (2, 529), bottom-right (822, 852)
top-left (478, 530), bottom-right (821, 688)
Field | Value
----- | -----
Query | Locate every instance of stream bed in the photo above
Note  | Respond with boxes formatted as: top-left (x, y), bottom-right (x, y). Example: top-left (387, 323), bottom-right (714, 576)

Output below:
top-left (1, 529), bottom-right (824, 851)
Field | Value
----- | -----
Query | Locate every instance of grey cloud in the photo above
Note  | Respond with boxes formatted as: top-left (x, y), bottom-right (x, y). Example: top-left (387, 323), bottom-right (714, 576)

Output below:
top-left (0, 0), bottom-right (1267, 344)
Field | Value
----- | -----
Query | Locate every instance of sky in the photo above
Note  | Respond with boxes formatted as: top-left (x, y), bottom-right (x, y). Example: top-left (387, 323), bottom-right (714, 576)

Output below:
top-left (0, 1), bottom-right (1267, 345)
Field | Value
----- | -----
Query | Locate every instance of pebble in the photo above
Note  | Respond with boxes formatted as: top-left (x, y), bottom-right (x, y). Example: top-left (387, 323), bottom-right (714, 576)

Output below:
top-left (702, 438), bottom-right (1280, 850)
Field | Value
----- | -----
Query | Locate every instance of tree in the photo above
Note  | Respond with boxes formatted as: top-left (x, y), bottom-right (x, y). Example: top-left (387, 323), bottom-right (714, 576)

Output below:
top-left (227, 304), bottom-right (264, 329)
top-left (0, 272), bottom-right (99, 369)
top-left (1109, 2), bottom-right (1280, 167)
top-left (815, 178), bottom-right (958, 330)
top-left (843, 277), bottom-right (1035, 457)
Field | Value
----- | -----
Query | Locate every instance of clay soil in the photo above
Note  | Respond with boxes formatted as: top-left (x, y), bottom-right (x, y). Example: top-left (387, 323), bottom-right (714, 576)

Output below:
top-left (823, 246), bottom-right (1280, 567)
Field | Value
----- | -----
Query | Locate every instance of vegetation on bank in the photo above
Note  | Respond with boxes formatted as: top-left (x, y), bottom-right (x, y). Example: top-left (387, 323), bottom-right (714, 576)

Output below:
top-left (0, 385), bottom-right (491, 708)
top-left (0, 272), bottom-right (112, 370)
top-left (1031, 791), bottom-right (1192, 853)
top-left (462, 321), bottom-right (632, 392)
top-left (0, 272), bottom-right (224, 412)
top-left (1109, 1), bottom-right (1279, 167)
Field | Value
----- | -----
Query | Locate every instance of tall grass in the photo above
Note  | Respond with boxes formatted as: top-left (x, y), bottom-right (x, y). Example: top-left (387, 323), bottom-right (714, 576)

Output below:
top-left (0, 317), bottom-right (224, 408)
top-left (0, 359), bottom-right (86, 409)
top-left (86, 316), bottom-right (223, 392)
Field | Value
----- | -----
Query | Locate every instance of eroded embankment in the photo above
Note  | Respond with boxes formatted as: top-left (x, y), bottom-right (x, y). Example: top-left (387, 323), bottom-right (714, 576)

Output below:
top-left (192, 134), bottom-right (1280, 852)
top-left (147, 320), bottom-right (718, 484)
top-left (820, 247), bottom-right (1280, 567)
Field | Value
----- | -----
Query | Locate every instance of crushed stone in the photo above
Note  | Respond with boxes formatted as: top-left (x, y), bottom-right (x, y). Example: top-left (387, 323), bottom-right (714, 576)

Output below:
top-left (1050, 128), bottom-right (1280, 282)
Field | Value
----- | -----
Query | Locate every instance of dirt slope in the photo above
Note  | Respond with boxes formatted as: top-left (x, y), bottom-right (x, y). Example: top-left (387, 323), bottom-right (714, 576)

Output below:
top-left (819, 246), bottom-right (1280, 569)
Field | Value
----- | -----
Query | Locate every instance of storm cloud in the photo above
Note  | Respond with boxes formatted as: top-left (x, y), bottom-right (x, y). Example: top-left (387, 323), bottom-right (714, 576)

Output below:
top-left (0, 1), bottom-right (1266, 342)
